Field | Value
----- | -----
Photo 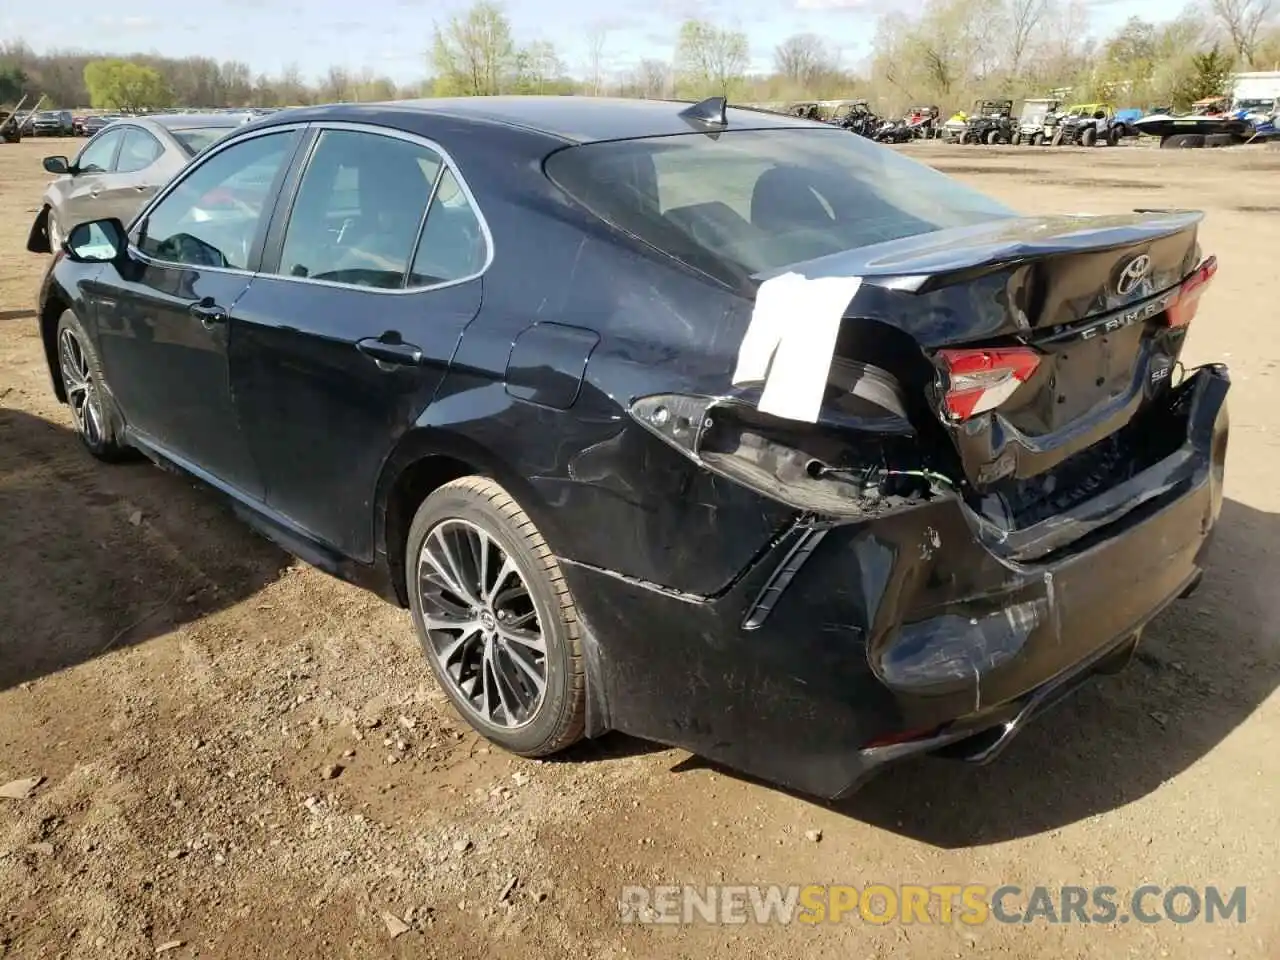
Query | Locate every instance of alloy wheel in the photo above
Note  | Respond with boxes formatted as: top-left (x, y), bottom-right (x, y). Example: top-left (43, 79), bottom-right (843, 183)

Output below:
top-left (416, 518), bottom-right (547, 729)
top-left (58, 327), bottom-right (104, 446)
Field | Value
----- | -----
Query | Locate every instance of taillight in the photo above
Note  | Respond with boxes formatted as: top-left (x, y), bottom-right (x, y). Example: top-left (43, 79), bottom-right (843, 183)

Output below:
top-left (936, 347), bottom-right (1040, 421)
top-left (1165, 256), bottom-right (1217, 328)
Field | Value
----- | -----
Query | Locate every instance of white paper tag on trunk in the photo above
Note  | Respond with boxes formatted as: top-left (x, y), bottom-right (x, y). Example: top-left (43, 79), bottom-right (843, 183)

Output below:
top-left (732, 272), bottom-right (862, 424)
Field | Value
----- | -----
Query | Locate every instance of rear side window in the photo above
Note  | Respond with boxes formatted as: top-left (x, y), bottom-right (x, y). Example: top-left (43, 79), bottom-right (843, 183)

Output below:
top-left (545, 128), bottom-right (1015, 282)
top-left (408, 167), bottom-right (488, 286)
top-left (116, 128), bottom-right (164, 173)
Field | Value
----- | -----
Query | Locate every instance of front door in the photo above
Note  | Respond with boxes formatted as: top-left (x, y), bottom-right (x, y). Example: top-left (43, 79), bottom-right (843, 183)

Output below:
top-left (60, 127), bottom-right (125, 231)
top-left (228, 125), bottom-right (491, 560)
top-left (96, 125), bottom-right (167, 225)
top-left (93, 127), bottom-right (303, 500)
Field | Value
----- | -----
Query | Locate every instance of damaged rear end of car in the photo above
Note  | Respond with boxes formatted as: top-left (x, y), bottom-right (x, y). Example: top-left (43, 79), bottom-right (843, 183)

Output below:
top-left (546, 124), bottom-right (1228, 798)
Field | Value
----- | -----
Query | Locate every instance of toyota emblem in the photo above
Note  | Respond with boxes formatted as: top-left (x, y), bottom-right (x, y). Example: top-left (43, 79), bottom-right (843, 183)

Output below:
top-left (1115, 254), bottom-right (1153, 296)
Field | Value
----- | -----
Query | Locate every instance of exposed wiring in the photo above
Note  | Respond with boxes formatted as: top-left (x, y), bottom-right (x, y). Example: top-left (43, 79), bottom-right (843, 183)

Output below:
top-left (812, 461), bottom-right (960, 494)
top-left (882, 468), bottom-right (960, 490)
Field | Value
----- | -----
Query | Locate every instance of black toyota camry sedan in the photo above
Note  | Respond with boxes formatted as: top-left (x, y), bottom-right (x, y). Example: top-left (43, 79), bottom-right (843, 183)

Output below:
top-left (31, 96), bottom-right (1229, 798)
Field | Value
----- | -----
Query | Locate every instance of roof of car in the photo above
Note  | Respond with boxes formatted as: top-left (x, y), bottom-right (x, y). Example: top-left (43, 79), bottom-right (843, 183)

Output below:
top-left (138, 112), bottom-right (252, 130)
top-left (270, 96), bottom-right (819, 144)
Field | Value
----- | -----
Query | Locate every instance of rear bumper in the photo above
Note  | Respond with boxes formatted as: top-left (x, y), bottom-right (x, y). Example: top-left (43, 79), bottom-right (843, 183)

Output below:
top-left (564, 365), bottom-right (1229, 798)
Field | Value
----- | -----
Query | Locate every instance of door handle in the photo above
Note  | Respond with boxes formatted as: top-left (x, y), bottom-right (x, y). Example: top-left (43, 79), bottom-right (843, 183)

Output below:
top-left (89, 186), bottom-right (102, 197)
top-left (135, 184), bottom-right (150, 192)
top-left (189, 298), bottom-right (227, 327)
top-left (356, 336), bottom-right (423, 367)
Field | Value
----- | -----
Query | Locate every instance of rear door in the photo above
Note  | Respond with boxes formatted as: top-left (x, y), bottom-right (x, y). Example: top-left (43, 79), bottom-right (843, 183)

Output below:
top-left (61, 127), bottom-right (125, 229)
top-left (100, 126), bottom-right (166, 223)
top-left (228, 124), bottom-right (490, 561)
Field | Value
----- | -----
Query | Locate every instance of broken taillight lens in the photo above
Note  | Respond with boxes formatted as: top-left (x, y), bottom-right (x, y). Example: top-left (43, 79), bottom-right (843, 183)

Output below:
top-left (1165, 256), bottom-right (1218, 328)
top-left (936, 347), bottom-right (1041, 421)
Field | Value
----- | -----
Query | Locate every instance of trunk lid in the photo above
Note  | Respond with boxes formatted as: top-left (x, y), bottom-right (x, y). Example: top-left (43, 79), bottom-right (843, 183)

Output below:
top-left (763, 211), bottom-right (1206, 489)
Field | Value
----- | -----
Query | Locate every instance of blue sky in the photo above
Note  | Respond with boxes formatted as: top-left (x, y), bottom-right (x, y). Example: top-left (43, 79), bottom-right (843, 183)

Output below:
top-left (3, 0), bottom-right (1176, 84)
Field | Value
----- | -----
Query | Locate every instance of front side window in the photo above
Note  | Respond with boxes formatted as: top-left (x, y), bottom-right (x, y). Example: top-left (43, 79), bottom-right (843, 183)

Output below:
top-left (277, 129), bottom-right (443, 289)
top-left (76, 129), bottom-right (124, 174)
top-left (136, 130), bottom-right (296, 270)
top-left (116, 128), bottom-right (164, 173)
top-left (546, 128), bottom-right (1016, 283)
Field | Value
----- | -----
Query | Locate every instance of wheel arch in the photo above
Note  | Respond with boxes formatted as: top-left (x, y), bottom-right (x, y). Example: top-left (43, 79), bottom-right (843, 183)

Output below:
top-left (40, 282), bottom-right (73, 403)
top-left (26, 204), bottom-right (51, 254)
top-left (375, 426), bottom-right (612, 737)
top-left (374, 426), bottom-right (563, 609)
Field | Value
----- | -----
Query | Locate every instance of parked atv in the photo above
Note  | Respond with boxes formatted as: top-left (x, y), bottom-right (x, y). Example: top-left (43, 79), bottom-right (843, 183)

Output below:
top-left (827, 99), bottom-right (881, 138)
top-left (1052, 103), bottom-right (1122, 146)
top-left (1012, 98), bottom-right (1061, 145)
top-left (874, 118), bottom-right (914, 143)
top-left (941, 110), bottom-right (968, 142)
top-left (959, 99), bottom-right (1015, 144)
top-left (903, 105), bottom-right (941, 139)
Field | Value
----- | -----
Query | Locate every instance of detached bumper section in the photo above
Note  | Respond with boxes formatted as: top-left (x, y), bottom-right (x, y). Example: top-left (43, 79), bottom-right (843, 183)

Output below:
top-left (564, 366), bottom-right (1229, 798)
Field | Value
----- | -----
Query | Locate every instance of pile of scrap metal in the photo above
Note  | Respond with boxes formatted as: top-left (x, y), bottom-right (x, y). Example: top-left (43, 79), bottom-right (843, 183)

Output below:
top-left (0, 94), bottom-right (47, 144)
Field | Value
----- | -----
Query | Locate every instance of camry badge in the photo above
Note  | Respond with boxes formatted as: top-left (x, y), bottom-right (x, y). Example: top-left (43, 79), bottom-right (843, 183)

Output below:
top-left (1115, 254), bottom-right (1153, 296)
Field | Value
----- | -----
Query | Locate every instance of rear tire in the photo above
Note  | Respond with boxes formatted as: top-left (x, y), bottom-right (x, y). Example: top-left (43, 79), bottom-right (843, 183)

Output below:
top-left (54, 309), bottom-right (128, 461)
top-left (1081, 127), bottom-right (1097, 147)
top-left (406, 476), bottom-right (587, 757)
top-left (985, 129), bottom-right (999, 145)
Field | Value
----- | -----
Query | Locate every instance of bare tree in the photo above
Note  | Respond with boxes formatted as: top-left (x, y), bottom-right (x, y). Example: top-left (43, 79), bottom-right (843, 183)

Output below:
top-left (515, 40), bottom-right (565, 93)
top-left (773, 33), bottom-right (839, 89)
top-left (320, 66), bottom-right (353, 103)
top-left (1210, 0), bottom-right (1276, 65)
top-left (673, 19), bottom-right (750, 97)
top-left (585, 24), bottom-right (608, 96)
top-left (431, 0), bottom-right (516, 96)
top-left (634, 58), bottom-right (672, 98)
top-left (1007, 0), bottom-right (1051, 75)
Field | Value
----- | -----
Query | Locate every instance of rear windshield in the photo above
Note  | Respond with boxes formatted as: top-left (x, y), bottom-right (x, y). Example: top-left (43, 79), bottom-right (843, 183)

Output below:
top-left (171, 126), bottom-right (235, 155)
top-left (545, 127), bottom-right (1015, 282)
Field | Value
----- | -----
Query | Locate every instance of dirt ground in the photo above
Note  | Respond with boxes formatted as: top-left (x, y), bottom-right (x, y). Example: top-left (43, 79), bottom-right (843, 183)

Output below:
top-left (0, 135), bottom-right (1277, 960)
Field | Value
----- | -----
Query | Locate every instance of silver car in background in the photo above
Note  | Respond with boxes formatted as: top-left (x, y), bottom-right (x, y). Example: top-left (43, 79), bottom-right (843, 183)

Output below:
top-left (27, 113), bottom-right (258, 252)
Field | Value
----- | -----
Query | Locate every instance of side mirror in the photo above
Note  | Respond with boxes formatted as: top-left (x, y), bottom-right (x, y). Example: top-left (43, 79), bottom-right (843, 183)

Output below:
top-left (43, 155), bottom-right (70, 175)
top-left (64, 218), bottom-right (128, 264)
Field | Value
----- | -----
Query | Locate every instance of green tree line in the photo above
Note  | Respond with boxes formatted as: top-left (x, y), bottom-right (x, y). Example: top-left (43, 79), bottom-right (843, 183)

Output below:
top-left (2, 0), bottom-right (1277, 114)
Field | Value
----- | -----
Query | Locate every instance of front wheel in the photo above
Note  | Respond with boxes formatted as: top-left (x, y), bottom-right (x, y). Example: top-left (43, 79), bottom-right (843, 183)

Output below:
top-left (406, 476), bottom-right (587, 757)
top-left (1031, 132), bottom-right (1044, 146)
top-left (55, 310), bottom-right (128, 461)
